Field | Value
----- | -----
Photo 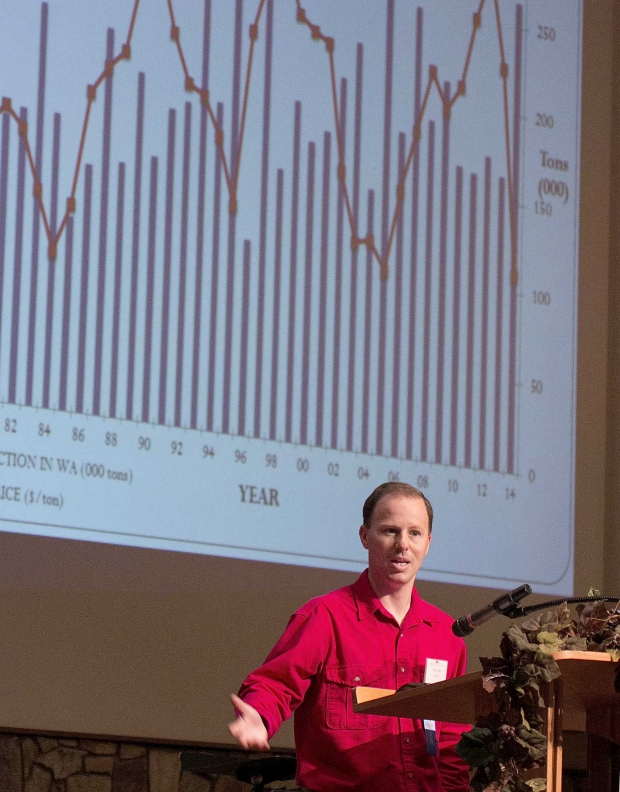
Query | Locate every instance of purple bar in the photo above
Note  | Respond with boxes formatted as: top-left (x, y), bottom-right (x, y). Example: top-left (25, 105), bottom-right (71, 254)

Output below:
top-left (315, 132), bottom-right (331, 448)
top-left (479, 157), bottom-right (492, 469)
top-left (221, 0), bottom-right (244, 435)
top-left (285, 101), bottom-right (302, 442)
top-left (464, 174), bottom-right (477, 469)
top-left (346, 43), bottom-right (363, 451)
top-left (493, 178), bottom-right (506, 472)
top-left (175, 102), bottom-right (192, 428)
top-left (0, 114), bottom-right (10, 377)
top-left (375, 263), bottom-right (387, 455)
top-left (300, 141), bottom-right (316, 447)
top-left (8, 107), bottom-right (27, 405)
top-left (406, 9), bottom-right (423, 460)
top-left (158, 108), bottom-right (176, 426)
top-left (93, 27), bottom-right (114, 417)
top-left (391, 133), bottom-right (406, 458)
top-left (230, 0), bottom-right (243, 172)
top-left (76, 164), bottom-right (93, 415)
top-left (25, 2), bottom-right (48, 406)
top-left (59, 216), bottom-right (74, 412)
top-left (42, 112), bottom-right (61, 408)
top-left (142, 156), bottom-right (158, 424)
top-left (361, 189), bottom-right (374, 455)
top-left (377, 0), bottom-right (395, 458)
top-left (269, 169), bottom-right (284, 440)
top-left (420, 120), bottom-right (435, 463)
top-left (449, 166), bottom-right (464, 467)
top-left (109, 162), bottom-right (125, 418)
top-left (330, 78), bottom-right (347, 450)
top-left (190, 0), bottom-right (212, 430)
top-left (434, 83), bottom-right (451, 463)
top-left (49, 114), bottom-right (60, 236)
top-left (206, 103), bottom-right (224, 432)
top-left (507, 5), bottom-right (523, 475)
top-left (253, 0), bottom-right (274, 438)
top-left (381, 0), bottom-right (395, 255)
top-left (126, 71), bottom-right (145, 420)
top-left (238, 240), bottom-right (251, 436)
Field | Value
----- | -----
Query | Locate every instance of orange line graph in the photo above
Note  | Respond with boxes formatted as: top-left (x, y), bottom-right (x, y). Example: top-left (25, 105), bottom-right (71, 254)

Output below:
top-left (0, 0), bottom-right (519, 284)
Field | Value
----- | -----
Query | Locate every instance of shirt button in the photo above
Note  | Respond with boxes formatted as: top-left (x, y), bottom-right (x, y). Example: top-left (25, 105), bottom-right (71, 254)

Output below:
top-left (405, 738), bottom-right (410, 744)
top-left (400, 632), bottom-right (404, 638)
top-left (354, 676), bottom-right (360, 682)
top-left (400, 666), bottom-right (405, 673)
top-left (408, 772), bottom-right (413, 779)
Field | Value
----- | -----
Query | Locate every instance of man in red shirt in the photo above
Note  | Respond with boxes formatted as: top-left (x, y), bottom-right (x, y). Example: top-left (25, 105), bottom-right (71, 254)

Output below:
top-left (229, 482), bottom-right (470, 792)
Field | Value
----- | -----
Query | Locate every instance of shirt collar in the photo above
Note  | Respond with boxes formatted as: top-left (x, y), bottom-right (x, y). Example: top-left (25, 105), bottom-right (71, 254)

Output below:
top-left (353, 570), bottom-right (439, 626)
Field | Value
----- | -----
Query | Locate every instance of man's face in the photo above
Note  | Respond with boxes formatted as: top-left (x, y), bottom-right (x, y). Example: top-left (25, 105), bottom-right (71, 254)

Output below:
top-left (359, 494), bottom-right (431, 594)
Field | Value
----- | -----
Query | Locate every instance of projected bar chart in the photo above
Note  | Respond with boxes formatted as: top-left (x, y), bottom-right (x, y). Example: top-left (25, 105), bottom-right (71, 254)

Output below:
top-left (0, 0), bottom-right (582, 593)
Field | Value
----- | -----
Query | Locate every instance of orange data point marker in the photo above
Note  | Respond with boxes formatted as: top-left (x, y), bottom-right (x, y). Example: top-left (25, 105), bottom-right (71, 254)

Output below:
top-left (170, 25), bottom-right (180, 42)
top-left (185, 76), bottom-right (195, 92)
top-left (0, 97), bottom-right (11, 113)
top-left (229, 196), bottom-right (238, 215)
top-left (200, 89), bottom-right (209, 107)
top-left (325, 37), bottom-right (334, 54)
top-left (48, 242), bottom-right (57, 262)
top-left (105, 59), bottom-right (114, 78)
top-left (87, 84), bottom-right (97, 102)
top-left (296, 7), bottom-right (306, 24)
top-left (473, 12), bottom-right (481, 29)
top-left (500, 62), bottom-right (509, 79)
top-left (350, 236), bottom-right (359, 252)
top-left (429, 65), bottom-right (438, 80)
top-left (121, 44), bottom-right (131, 60)
top-left (337, 163), bottom-right (346, 183)
top-left (215, 128), bottom-right (224, 146)
top-left (249, 23), bottom-right (258, 41)
top-left (33, 182), bottom-right (43, 200)
top-left (458, 80), bottom-right (466, 97)
top-left (67, 197), bottom-right (76, 214)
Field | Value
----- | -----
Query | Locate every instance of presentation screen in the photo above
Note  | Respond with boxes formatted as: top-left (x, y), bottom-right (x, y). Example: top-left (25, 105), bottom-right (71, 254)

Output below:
top-left (0, 0), bottom-right (581, 594)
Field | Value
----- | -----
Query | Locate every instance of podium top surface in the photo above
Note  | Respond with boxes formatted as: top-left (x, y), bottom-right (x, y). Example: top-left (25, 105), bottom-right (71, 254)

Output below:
top-left (353, 652), bottom-right (619, 726)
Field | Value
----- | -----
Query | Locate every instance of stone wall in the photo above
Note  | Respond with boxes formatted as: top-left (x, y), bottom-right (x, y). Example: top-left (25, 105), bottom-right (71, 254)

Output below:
top-left (0, 735), bottom-right (299, 792)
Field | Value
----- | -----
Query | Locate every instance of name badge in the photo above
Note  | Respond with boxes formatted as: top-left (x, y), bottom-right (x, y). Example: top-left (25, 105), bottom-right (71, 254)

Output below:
top-left (423, 658), bottom-right (448, 755)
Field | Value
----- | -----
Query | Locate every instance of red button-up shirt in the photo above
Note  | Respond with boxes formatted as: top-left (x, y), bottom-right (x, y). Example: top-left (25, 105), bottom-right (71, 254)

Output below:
top-left (239, 571), bottom-right (470, 792)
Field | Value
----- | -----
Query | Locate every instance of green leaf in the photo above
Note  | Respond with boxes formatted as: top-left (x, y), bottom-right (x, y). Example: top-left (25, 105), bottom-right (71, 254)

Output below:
top-left (525, 779), bottom-right (546, 792)
top-left (501, 625), bottom-right (538, 657)
top-left (455, 727), bottom-right (500, 768)
top-left (535, 631), bottom-right (563, 654)
top-left (605, 648), bottom-right (620, 662)
top-left (588, 588), bottom-right (602, 597)
top-left (521, 610), bottom-right (558, 632)
top-left (562, 635), bottom-right (587, 651)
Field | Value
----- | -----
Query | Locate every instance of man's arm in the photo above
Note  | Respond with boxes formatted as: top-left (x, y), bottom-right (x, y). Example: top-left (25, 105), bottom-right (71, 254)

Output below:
top-left (228, 693), bottom-right (270, 750)
top-left (229, 605), bottom-right (329, 744)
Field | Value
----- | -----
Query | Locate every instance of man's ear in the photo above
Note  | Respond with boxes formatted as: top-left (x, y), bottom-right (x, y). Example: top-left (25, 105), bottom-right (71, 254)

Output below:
top-left (359, 524), bottom-right (369, 549)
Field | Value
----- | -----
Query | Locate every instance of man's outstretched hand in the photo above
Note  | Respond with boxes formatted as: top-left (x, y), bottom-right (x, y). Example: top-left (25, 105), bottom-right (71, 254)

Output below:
top-left (228, 693), bottom-right (271, 751)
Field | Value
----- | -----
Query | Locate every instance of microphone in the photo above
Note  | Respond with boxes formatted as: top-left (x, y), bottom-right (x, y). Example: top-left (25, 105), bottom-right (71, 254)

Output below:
top-left (451, 584), bottom-right (532, 637)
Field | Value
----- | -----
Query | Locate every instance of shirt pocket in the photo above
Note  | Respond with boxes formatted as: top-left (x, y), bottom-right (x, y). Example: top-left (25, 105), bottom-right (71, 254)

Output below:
top-left (324, 664), bottom-right (389, 730)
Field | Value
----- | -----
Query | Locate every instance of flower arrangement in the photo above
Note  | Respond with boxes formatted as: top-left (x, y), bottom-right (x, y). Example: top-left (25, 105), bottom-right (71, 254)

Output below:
top-left (455, 592), bottom-right (620, 792)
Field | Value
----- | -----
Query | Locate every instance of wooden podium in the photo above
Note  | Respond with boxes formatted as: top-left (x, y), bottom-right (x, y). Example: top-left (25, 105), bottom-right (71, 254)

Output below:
top-left (353, 651), bottom-right (620, 792)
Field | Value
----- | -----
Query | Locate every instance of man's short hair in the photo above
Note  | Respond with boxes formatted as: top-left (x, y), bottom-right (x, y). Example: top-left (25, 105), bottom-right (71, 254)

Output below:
top-left (362, 482), bottom-right (433, 533)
